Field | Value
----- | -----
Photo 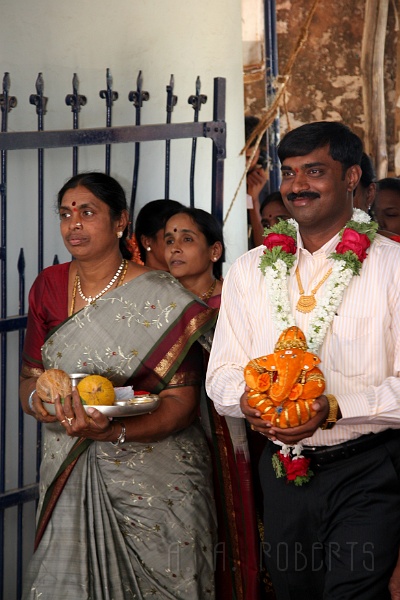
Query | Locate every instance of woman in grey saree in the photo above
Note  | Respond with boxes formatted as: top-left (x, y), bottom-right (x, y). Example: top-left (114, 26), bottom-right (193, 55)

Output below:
top-left (20, 173), bottom-right (218, 600)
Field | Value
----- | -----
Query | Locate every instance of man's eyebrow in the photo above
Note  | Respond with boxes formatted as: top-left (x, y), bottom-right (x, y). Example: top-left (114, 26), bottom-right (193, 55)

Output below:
top-left (281, 161), bottom-right (326, 171)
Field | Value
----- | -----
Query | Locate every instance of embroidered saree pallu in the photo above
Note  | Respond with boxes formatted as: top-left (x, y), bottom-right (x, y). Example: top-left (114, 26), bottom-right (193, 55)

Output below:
top-left (22, 270), bottom-right (218, 600)
top-left (244, 326), bottom-right (325, 428)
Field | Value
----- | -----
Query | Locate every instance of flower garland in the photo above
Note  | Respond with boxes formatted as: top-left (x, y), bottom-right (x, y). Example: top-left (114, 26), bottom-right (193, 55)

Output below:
top-left (259, 209), bottom-right (378, 485)
top-left (271, 444), bottom-right (313, 486)
top-left (259, 209), bottom-right (378, 354)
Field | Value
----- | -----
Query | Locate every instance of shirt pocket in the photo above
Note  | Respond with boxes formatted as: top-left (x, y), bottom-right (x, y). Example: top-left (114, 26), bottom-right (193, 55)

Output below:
top-left (329, 315), bottom-right (375, 377)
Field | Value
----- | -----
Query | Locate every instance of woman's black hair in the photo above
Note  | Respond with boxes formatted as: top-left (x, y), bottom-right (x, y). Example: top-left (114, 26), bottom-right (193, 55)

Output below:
top-left (359, 153), bottom-right (376, 188)
top-left (57, 172), bottom-right (132, 259)
top-left (166, 206), bottom-right (225, 280)
top-left (134, 199), bottom-right (183, 263)
top-left (259, 191), bottom-right (284, 215)
top-left (376, 177), bottom-right (400, 194)
top-left (278, 121), bottom-right (363, 178)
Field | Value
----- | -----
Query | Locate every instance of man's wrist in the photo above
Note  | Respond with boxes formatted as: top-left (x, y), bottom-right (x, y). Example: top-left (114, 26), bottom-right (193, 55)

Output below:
top-left (320, 394), bottom-right (339, 430)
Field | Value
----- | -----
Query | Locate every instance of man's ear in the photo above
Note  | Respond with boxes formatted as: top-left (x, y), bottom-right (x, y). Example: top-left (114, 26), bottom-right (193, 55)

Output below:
top-left (347, 164), bottom-right (362, 193)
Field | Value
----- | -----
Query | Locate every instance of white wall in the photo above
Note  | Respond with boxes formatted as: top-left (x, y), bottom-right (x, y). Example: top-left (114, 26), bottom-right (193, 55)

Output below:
top-left (1, 0), bottom-right (248, 302)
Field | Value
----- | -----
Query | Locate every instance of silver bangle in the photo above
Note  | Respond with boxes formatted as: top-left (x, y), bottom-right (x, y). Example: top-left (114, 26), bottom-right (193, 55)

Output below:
top-left (28, 390), bottom-right (35, 411)
top-left (110, 420), bottom-right (126, 446)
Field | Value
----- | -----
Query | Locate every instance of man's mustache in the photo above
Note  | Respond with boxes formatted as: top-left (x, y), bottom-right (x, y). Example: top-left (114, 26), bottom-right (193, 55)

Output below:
top-left (286, 192), bottom-right (320, 202)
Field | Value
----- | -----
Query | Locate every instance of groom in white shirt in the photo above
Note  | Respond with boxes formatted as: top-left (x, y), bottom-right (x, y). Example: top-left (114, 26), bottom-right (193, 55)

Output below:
top-left (206, 121), bottom-right (400, 600)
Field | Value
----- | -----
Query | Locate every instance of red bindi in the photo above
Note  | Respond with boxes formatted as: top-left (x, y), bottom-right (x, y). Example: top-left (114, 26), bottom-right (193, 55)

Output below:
top-left (294, 168), bottom-right (299, 173)
top-left (173, 228), bottom-right (177, 232)
top-left (72, 201), bottom-right (76, 206)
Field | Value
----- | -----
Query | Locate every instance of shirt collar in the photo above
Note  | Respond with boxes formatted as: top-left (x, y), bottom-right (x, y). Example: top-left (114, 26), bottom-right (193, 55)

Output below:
top-left (296, 230), bottom-right (340, 257)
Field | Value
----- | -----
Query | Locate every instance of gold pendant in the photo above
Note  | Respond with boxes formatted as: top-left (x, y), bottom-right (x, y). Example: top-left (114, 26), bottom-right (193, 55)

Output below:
top-left (296, 294), bottom-right (316, 313)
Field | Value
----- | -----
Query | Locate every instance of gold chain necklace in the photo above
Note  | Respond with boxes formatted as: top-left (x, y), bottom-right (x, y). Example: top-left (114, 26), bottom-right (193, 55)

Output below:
top-left (69, 259), bottom-right (128, 316)
top-left (295, 265), bottom-right (332, 313)
top-left (200, 279), bottom-right (217, 302)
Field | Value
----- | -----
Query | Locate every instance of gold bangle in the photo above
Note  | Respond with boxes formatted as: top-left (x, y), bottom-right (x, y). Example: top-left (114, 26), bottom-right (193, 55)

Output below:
top-left (320, 394), bottom-right (339, 430)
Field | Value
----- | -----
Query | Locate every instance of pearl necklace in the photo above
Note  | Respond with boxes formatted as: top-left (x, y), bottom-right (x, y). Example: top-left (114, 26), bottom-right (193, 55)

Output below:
top-left (77, 259), bottom-right (126, 304)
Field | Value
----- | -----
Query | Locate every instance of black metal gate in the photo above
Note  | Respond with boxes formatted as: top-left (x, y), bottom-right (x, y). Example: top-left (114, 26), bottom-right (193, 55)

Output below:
top-left (0, 69), bottom-right (226, 599)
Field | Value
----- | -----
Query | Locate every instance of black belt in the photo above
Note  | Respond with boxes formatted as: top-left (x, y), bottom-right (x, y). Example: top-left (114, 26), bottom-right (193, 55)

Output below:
top-left (300, 429), bottom-right (400, 466)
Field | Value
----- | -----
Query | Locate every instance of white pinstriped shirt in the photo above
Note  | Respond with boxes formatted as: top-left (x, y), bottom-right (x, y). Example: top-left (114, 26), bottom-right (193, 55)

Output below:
top-left (206, 232), bottom-right (400, 446)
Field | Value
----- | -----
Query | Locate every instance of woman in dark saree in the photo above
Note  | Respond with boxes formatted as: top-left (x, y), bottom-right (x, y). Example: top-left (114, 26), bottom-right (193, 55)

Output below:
top-left (164, 207), bottom-right (261, 600)
top-left (20, 173), bottom-right (218, 600)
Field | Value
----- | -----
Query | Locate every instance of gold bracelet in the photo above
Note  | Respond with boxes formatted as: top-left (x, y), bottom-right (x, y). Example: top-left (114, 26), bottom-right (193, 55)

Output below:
top-left (320, 394), bottom-right (339, 430)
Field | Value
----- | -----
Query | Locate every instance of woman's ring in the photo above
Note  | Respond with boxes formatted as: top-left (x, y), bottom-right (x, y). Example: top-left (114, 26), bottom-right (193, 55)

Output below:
top-left (66, 417), bottom-right (74, 426)
top-left (250, 424), bottom-right (255, 431)
top-left (61, 419), bottom-right (66, 424)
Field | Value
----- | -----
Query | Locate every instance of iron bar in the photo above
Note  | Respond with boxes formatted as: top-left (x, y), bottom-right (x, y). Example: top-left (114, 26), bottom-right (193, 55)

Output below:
top-left (17, 248), bottom-right (25, 600)
top-left (99, 68), bottom-right (118, 175)
top-left (0, 484), bottom-right (39, 510)
top-left (128, 70), bottom-right (149, 224)
top-left (164, 75), bottom-right (177, 199)
top-left (188, 76), bottom-right (207, 207)
top-left (264, 0), bottom-right (281, 191)
top-left (0, 121), bottom-right (224, 151)
top-left (0, 70), bottom-right (16, 597)
top-left (210, 77), bottom-right (226, 225)
top-left (29, 73), bottom-right (48, 274)
top-left (65, 73), bottom-right (87, 175)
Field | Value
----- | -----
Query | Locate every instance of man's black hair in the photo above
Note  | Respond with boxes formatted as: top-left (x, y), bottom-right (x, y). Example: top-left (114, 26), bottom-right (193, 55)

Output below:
top-left (278, 121), bottom-right (363, 177)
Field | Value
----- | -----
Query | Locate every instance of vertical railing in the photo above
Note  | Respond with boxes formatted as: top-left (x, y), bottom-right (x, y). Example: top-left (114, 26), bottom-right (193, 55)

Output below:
top-left (100, 68), bottom-right (119, 175)
top-left (128, 71), bottom-right (149, 225)
top-left (17, 249), bottom-right (26, 600)
top-left (211, 77), bottom-right (226, 225)
top-left (65, 73), bottom-right (87, 176)
top-left (164, 74), bottom-right (178, 199)
top-left (188, 77), bottom-right (207, 207)
top-left (264, 0), bottom-right (281, 191)
top-left (29, 73), bottom-right (48, 274)
top-left (0, 73), bottom-right (17, 593)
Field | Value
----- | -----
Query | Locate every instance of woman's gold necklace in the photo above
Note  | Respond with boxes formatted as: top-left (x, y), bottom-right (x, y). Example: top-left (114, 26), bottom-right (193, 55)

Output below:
top-left (200, 279), bottom-right (217, 301)
top-left (295, 265), bottom-right (332, 313)
top-left (70, 258), bottom-right (128, 315)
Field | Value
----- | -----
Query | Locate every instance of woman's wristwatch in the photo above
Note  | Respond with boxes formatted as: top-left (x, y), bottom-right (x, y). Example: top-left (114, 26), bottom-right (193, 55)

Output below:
top-left (110, 420), bottom-right (126, 446)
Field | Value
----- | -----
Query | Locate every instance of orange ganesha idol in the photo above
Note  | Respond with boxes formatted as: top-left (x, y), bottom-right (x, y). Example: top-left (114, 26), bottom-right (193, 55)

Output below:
top-left (244, 326), bottom-right (325, 428)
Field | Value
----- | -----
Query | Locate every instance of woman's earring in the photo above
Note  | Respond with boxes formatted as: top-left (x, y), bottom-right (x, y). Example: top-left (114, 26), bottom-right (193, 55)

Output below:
top-left (146, 246), bottom-right (151, 252)
top-left (117, 231), bottom-right (123, 239)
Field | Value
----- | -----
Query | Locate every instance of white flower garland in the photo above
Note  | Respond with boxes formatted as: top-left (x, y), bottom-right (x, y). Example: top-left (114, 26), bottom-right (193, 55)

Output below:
top-left (262, 209), bottom-right (376, 354)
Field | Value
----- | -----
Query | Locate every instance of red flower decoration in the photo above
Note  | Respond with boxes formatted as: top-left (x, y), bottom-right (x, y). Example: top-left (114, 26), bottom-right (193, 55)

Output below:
top-left (335, 228), bottom-right (371, 262)
top-left (273, 449), bottom-right (314, 485)
top-left (263, 233), bottom-right (297, 255)
top-left (284, 455), bottom-right (311, 481)
top-left (390, 235), bottom-right (400, 243)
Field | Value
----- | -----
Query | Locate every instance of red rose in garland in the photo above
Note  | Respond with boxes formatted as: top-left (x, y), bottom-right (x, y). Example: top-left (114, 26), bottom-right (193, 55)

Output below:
top-left (335, 228), bottom-right (371, 262)
top-left (285, 456), bottom-right (312, 481)
top-left (263, 233), bottom-right (297, 255)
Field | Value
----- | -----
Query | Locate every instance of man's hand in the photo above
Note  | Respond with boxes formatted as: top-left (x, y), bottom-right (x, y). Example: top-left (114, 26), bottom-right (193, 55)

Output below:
top-left (240, 386), bottom-right (275, 440)
top-left (268, 395), bottom-right (330, 444)
top-left (247, 167), bottom-right (268, 203)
